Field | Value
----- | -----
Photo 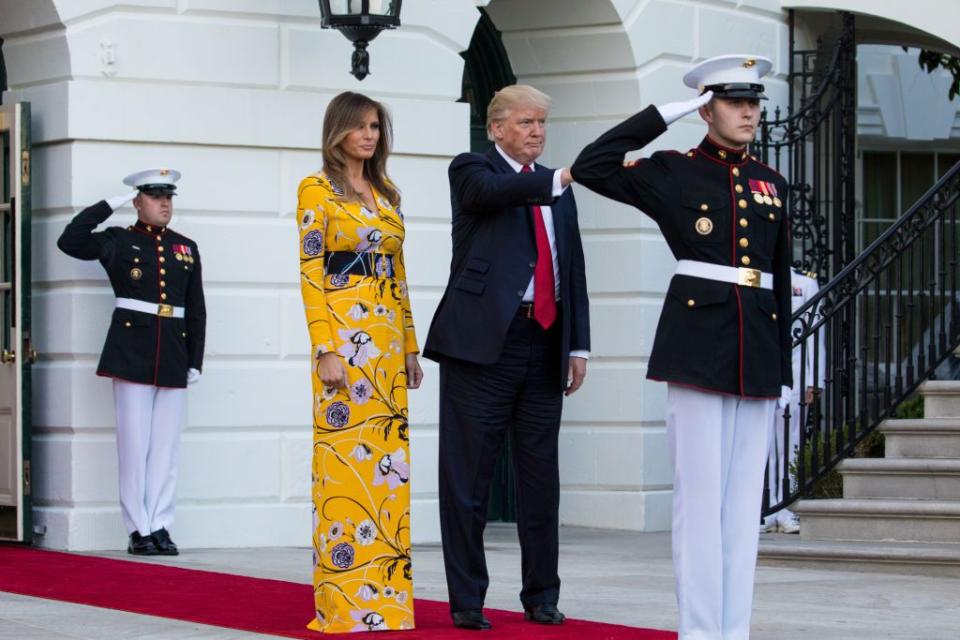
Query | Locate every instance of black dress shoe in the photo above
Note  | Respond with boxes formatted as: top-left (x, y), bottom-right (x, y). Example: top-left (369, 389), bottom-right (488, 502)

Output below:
top-left (451, 609), bottom-right (492, 630)
top-left (127, 532), bottom-right (160, 555)
top-left (524, 603), bottom-right (565, 625)
top-left (150, 528), bottom-right (179, 556)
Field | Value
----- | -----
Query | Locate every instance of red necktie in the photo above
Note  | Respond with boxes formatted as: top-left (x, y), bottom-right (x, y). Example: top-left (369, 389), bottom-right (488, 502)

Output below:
top-left (522, 165), bottom-right (557, 329)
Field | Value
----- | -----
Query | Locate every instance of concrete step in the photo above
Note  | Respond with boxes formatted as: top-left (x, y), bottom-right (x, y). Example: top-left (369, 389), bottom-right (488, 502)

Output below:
top-left (839, 458), bottom-right (960, 500)
top-left (794, 499), bottom-right (960, 544)
top-left (758, 536), bottom-right (960, 578)
top-left (920, 380), bottom-right (960, 418)
top-left (881, 418), bottom-right (960, 458)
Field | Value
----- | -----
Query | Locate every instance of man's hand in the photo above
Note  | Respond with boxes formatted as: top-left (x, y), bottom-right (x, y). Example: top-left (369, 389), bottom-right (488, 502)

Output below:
top-left (186, 368), bottom-right (201, 385)
top-left (656, 90), bottom-right (714, 126)
top-left (565, 356), bottom-right (587, 396)
top-left (406, 353), bottom-right (423, 389)
top-left (106, 190), bottom-right (140, 211)
top-left (560, 167), bottom-right (574, 187)
top-left (318, 352), bottom-right (348, 389)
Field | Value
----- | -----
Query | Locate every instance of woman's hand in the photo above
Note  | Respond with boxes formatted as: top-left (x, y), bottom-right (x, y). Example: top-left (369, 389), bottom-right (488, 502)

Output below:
top-left (405, 353), bottom-right (423, 389)
top-left (318, 352), bottom-right (348, 389)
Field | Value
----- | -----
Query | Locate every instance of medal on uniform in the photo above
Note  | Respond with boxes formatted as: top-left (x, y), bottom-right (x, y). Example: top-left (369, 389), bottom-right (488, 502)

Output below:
top-left (176, 253), bottom-right (184, 261)
top-left (773, 197), bottom-right (782, 208)
top-left (695, 217), bottom-right (713, 235)
top-left (753, 192), bottom-right (764, 204)
top-left (130, 267), bottom-right (142, 280)
top-left (763, 195), bottom-right (773, 205)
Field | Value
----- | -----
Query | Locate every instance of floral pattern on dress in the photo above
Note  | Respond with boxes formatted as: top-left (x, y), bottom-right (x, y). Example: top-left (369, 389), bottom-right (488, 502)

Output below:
top-left (298, 173), bottom-right (418, 633)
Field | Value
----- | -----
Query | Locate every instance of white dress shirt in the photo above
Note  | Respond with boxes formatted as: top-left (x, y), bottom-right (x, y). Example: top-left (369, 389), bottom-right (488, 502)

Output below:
top-left (495, 145), bottom-right (589, 361)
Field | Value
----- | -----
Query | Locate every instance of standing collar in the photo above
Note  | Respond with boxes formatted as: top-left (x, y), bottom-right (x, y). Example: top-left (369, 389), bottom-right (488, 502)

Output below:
top-left (134, 220), bottom-right (167, 234)
top-left (495, 145), bottom-right (534, 174)
top-left (698, 136), bottom-right (750, 165)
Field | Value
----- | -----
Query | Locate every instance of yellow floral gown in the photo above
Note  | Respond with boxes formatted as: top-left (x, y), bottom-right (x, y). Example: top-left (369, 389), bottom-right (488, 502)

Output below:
top-left (297, 173), bottom-right (418, 633)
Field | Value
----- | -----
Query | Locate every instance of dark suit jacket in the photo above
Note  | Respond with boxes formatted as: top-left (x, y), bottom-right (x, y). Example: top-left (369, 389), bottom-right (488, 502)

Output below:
top-left (58, 201), bottom-right (206, 388)
top-left (572, 105), bottom-right (791, 397)
top-left (423, 146), bottom-right (590, 390)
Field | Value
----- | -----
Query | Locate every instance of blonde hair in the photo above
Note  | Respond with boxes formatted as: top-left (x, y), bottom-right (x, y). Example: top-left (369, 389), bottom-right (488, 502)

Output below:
top-left (321, 91), bottom-right (400, 206)
top-left (486, 84), bottom-right (552, 141)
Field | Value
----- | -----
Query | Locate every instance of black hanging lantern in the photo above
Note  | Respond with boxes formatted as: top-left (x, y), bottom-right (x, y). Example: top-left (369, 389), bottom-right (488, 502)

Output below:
top-left (318, 0), bottom-right (403, 81)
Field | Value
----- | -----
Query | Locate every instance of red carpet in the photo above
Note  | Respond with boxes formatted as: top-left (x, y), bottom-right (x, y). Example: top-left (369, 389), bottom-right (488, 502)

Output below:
top-left (0, 545), bottom-right (675, 639)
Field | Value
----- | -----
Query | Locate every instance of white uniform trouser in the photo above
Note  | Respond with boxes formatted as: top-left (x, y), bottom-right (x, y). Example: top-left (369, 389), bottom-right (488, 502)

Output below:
top-left (113, 379), bottom-right (185, 536)
top-left (767, 390), bottom-right (802, 507)
top-left (666, 384), bottom-right (775, 640)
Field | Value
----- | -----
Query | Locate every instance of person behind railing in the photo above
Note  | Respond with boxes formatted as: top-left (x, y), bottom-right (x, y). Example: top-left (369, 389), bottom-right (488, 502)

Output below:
top-left (571, 55), bottom-right (793, 640)
top-left (57, 168), bottom-right (206, 557)
top-left (762, 267), bottom-right (825, 534)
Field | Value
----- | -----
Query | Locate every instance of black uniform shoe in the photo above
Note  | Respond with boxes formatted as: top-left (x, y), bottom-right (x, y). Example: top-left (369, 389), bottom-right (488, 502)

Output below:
top-left (451, 609), bottom-right (492, 630)
top-left (524, 603), bottom-right (565, 625)
top-left (150, 528), bottom-right (179, 556)
top-left (127, 532), bottom-right (160, 555)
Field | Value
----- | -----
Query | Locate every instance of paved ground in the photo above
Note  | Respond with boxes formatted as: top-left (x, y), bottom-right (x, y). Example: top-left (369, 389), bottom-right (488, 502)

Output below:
top-left (1, 525), bottom-right (958, 639)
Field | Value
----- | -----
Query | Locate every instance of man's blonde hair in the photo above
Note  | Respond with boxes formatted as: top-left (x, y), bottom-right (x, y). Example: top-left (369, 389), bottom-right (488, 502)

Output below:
top-left (486, 84), bottom-right (552, 141)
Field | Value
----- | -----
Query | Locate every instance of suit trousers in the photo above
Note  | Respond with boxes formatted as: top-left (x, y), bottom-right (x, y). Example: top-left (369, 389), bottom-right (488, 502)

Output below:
top-left (438, 314), bottom-right (563, 613)
top-left (113, 379), bottom-right (185, 536)
top-left (666, 384), bottom-right (775, 640)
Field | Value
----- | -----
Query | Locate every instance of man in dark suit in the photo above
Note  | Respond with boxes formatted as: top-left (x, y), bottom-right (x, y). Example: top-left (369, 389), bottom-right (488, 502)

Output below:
top-left (424, 84), bottom-right (590, 630)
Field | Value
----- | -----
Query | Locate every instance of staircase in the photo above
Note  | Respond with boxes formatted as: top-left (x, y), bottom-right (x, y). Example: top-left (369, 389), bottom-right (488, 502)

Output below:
top-left (759, 380), bottom-right (960, 577)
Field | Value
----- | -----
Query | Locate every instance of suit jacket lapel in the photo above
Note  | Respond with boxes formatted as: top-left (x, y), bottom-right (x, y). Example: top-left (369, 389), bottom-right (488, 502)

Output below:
top-left (488, 146), bottom-right (536, 238)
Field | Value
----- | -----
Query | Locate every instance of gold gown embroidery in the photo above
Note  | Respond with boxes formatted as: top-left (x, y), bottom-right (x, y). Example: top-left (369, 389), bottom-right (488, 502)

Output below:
top-left (298, 173), bottom-right (418, 633)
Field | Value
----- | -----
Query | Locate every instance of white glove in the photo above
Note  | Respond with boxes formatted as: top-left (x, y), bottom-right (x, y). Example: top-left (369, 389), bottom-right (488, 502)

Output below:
top-left (777, 385), bottom-right (792, 409)
top-left (106, 190), bottom-right (140, 211)
top-left (656, 90), bottom-right (714, 126)
top-left (187, 368), bottom-right (201, 385)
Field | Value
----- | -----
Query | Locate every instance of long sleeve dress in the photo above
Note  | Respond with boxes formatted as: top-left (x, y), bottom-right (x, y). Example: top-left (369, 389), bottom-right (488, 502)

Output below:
top-left (297, 173), bottom-right (418, 633)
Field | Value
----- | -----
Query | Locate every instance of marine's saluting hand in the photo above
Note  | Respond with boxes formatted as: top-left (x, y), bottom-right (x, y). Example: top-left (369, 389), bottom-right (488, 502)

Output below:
top-left (656, 90), bottom-right (715, 126)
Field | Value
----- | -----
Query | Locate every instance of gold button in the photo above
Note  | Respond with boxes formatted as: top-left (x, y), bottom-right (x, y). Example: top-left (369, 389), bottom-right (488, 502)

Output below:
top-left (738, 199), bottom-right (747, 209)
top-left (157, 246), bottom-right (164, 252)
top-left (182, 332), bottom-right (187, 338)
top-left (160, 280), bottom-right (166, 287)
top-left (735, 184), bottom-right (743, 193)
top-left (740, 217), bottom-right (748, 228)
top-left (772, 313), bottom-right (778, 320)
top-left (146, 225), bottom-right (153, 232)
top-left (133, 257), bottom-right (140, 263)
top-left (739, 238), bottom-right (749, 248)
top-left (156, 235), bottom-right (162, 241)
top-left (741, 255), bottom-right (751, 266)
top-left (160, 292), bottom-right (167, 300)
top-left (700, 203), bottom-right (709, 211)
top-left (159, 257), bottom-right (165, 263)
top-left (124, 321), bottom-right (132, 327)
top-left (732, 167), bottom-right (740, 176)
top-left (687, 299), bottom-right (695, 307)
top-left (160, 268), bottom-right (166, 275)
top-left (769, 213), bottom-right (775, 220)
top-left (686, 151), bottom-right (694, 157)
top-left (718, 149), bottom-right (727, 159)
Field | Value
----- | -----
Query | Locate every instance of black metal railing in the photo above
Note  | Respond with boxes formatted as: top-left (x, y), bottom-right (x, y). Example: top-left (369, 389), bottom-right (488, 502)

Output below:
top-left (764, 161), bottom-right (960, 516)
top-left (752, 11), bottom-right (857, 282)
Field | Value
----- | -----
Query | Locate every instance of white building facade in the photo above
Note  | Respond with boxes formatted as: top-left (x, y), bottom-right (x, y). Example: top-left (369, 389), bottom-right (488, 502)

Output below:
top-left (1, 0), bottom-right (957, 550)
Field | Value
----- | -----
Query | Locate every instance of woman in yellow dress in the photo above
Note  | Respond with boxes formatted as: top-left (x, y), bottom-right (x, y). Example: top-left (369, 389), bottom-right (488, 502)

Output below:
top-left (298, 91), bottom-right (422, 633)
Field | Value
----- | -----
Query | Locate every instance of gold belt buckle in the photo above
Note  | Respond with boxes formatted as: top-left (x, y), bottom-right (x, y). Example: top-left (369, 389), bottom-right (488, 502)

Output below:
top-left (158, 304), bottom-right (174, 317)
top-left (738, 267), bottom-right (762, 288)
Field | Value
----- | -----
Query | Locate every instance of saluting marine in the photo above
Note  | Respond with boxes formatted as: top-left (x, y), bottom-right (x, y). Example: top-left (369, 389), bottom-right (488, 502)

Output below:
top-left (572, 55), bottom-right (792, 640)
top-left (58, 168), bottom-right (206, 556)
